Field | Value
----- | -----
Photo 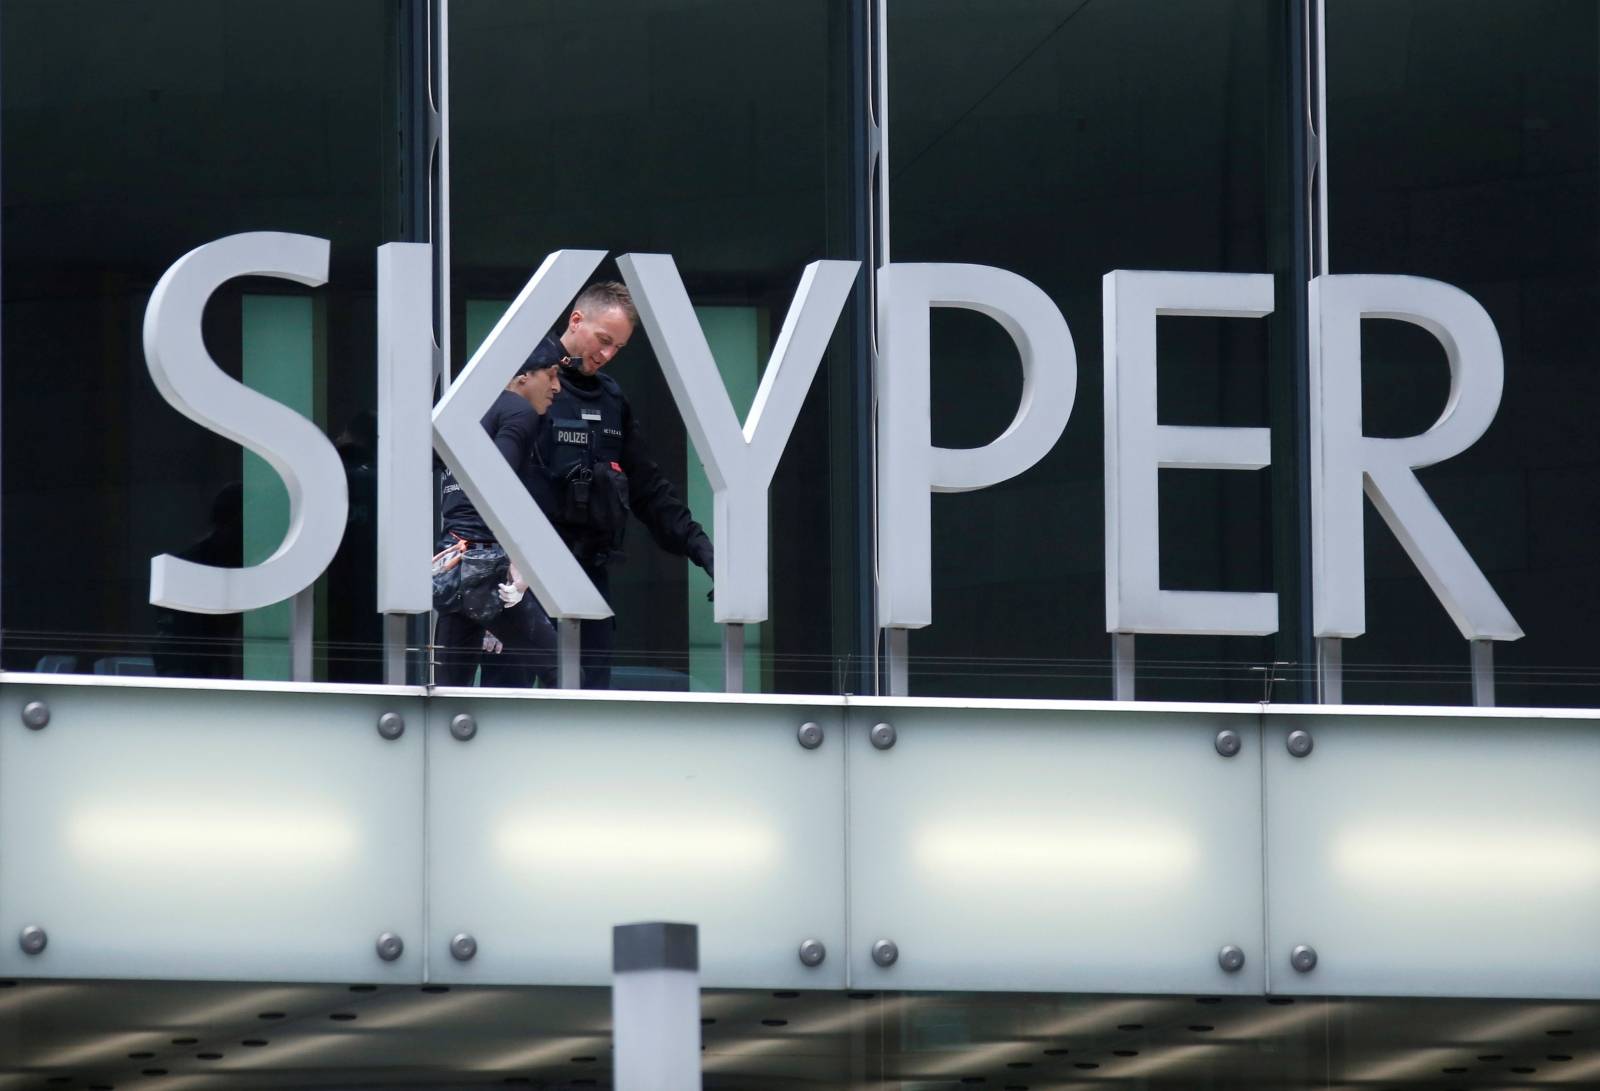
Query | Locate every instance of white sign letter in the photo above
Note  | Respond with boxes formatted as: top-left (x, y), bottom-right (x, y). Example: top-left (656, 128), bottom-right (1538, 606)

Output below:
top-left (1310, 273), bottom-right (1522, 640)
top-left (617, 253), bottom-right (859, 623)
top-left (432, 250), bottom-right (611, 620)
top-left (376, 242), bottom-right (434, 614)
top-left (144, 232), bottom-right (347, 613)
top-left (1103, 270), bottom-right (1277, 635)
top-left (877, 263), bottom-right (1077, 628)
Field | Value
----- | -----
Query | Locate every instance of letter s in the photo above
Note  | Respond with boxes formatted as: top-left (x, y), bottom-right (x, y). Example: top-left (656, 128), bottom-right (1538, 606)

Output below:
top-left (144, 232), bottom-right (347, 613)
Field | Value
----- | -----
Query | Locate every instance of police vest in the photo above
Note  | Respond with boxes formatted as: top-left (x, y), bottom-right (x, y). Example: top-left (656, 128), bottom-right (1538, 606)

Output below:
top-left (541, 371), bottom-right (630, 557)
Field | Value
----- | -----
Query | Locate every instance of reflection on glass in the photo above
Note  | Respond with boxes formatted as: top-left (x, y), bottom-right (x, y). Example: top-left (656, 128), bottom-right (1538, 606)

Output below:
top-left (890, 0), bottom-right (1292, 700)
top-left (1328, 0), bottom-right (1600, 706)
top-left (449, 0), bottom-right (863, 694)
top-left (1, 0), bottom-right (398, 682)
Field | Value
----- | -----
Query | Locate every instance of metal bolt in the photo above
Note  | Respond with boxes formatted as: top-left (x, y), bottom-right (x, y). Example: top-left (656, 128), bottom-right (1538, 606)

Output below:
top-left (869, 722), bottom-right (897, 750)
top-left (449, 713), bottom-right (477, 742)
top-left (1217, 945), bottom-right (1245, 973)
top-left (871, 938), bottom-right (898, 967)
top-left (797, 722), bottom-right (824, 750)
top-left (1290, 944), bottom-right (1318, 973)
top-left (1214, 729), bottom-right (1241, 758)
top-left (1286, 729), bottom-right (1314, 758)
top-left (20, 701), bottom-right (49, 730)
top-left (376, 712), bottom-right (405, 741)
top-left (450, 933), bottom-right (478, 961)
top-left (375, 932), bottom-right (404, 962)
top-left (797, 939), bottom-right (826, 967)
top-left (18, 926), bottom-right (46, 956)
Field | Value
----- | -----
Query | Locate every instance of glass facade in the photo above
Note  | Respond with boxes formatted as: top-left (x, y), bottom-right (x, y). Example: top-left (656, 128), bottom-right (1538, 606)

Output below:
top-left (2, 0), bottom-right (401, 682)
top-left (1, 1), bottom-right (1596, 706)
top-left (1326, 0), bottom-right (1600, 706)
top-left (889, 0), bottom-right (1295, 700)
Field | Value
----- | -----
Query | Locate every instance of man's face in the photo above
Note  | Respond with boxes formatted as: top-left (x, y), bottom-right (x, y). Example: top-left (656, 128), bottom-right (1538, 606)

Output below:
top-left (511, 364), bottom-right (561, 414)
top-left (564, 305), bottom-right (634, 375)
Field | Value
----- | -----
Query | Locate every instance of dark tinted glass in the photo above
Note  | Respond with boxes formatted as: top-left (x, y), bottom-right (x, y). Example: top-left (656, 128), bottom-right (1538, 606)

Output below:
top-left (889, 0), bottom-right (1295, 699)
top-left (1327, 0), bottom-right (1600, 705)
top-left (449, 0), bottom-right (864, 693)
top-left (2, 1), bottom-right (399, 681)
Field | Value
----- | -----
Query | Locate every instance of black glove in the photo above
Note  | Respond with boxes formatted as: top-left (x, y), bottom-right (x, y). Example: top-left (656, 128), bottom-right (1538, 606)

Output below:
top-left (687, 535), bottom-right (714, 576)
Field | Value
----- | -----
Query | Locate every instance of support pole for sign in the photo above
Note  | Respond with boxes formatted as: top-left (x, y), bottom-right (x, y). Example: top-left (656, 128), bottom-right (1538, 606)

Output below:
top-left (1317, 637), bottom-right (1342, 704)
top-left (612, 922), bottom-right (701, 1091)
top-left (383, 614), bottom-right (408, 685)
top-left (1112, 633), bottom-right (1135, 701)
top-left (721, 623), bottom-right (744, 693)
top-left (884, 627), bottom-right (909, 696)
top-left (1471, 639), bottom-right (1494, 707)
top-left (290, 586), bottom-right (314, 682)
top-left (558, 618), bottom-right (582, 689)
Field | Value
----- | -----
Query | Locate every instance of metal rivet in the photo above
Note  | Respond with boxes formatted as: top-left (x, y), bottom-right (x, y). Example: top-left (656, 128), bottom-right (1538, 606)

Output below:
top-left (450, 933), bottom-right (478, 961)
top-left (375, 932), bottom-right (404, 962)
top-left (18, 926), bottom-right (47, 956)
top-left (1214, 729), bottom-right (1241, 758)
top-left (1286, 729), bottom-right (1314, 758)
top-left (376, 712), bottom-right (405, 741)
top-left (1218, 945), bottom-right (1245, 973)
top-left (869, 722), bottom-right (896, 750)
top-left (797, 722), bottom-right (824, 750)
top-left (871, 939), bottom-right (898, 967)
top-left (1290, 944), bottom-right (1318, 973)
top-left (449, 713), bottom-right (477, 742)
top-left (20, 701), bottom-right (49, 730)
top-left (798, 939), bottom-right (826, 967)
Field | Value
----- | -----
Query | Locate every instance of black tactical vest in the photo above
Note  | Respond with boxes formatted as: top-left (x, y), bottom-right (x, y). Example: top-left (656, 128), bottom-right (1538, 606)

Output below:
top-left (540, 368), bottom-right (630, 560)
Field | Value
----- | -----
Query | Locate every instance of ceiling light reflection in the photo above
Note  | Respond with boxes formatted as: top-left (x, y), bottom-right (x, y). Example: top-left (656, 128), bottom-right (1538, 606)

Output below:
top-left (703, 997), bottom-right (923, 1069)
top-left (31, 1032), bottom-right (156, 1067)
top-left (1030, 999), bottom-right (1157, 1037)
top-left (914, 822), bottom-right (1197, 887)
top-left (475, 1034), bottom-right (610, 1071)
top-left (1459, 1003), bottom-right (1589, 1044)
top-left (1114, 1043), bottom-right (1227, 1078)
top-left (1348, 1046), bottom-right (1461, 1083)
top-left (67, 809), bottom-right (357, 872)
top-left (1333, 828), bottom-right (1600, 892)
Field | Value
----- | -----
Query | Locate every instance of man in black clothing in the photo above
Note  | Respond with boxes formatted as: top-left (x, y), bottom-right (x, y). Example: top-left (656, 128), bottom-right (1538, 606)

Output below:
top-left (433, 358), bottom-right (564, 687)
top-left (530, 281), bottom-right (714, 688)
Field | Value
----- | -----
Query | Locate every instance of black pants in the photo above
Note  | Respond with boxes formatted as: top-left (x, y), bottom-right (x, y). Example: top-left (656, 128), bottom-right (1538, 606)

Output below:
top-left (433, 596), bottom-right (557, 688)
top-left (575, 559), bottom-right (616, 689)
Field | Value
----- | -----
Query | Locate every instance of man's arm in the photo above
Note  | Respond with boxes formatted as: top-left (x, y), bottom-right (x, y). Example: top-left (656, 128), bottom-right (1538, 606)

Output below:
top-left (488, 397), bottom-right (539, 469)
top-left (619, 398), bottom-right (714, 573)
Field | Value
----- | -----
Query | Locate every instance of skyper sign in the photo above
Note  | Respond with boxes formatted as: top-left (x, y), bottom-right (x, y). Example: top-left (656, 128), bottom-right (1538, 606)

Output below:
top-left (141, 233), bottom-right (1523, 644)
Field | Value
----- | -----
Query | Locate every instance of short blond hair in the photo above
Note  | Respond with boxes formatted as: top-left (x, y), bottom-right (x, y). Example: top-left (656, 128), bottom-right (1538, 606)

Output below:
top-left (574, 280), bottom-right (638, 326)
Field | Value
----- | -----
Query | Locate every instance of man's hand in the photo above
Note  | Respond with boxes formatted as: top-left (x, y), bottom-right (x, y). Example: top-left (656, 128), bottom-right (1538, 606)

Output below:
top-left (688, 536), bottom-right (714, 577)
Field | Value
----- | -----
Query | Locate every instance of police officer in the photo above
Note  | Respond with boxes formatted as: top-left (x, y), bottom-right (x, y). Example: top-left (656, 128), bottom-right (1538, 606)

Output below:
top-left (529, 280), bottom-right (714, 688)
top-left (433, 357), bottom-right (564, 687)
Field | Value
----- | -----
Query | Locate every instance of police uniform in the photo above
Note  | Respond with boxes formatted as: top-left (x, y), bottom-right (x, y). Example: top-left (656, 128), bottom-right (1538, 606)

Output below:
top-left (434, 389), bottom-right (558, 687)
top-left (531, 333), bottom-right (714, 688)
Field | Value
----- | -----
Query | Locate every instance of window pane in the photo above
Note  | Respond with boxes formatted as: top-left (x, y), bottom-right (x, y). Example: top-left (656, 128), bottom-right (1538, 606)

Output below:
top-left (1326, 0), bottom-right (1600, 705)
top-left (449, 0), bottom-right (864, 693)
top-left (889, 0), bottom-right (1295, 699)
top-left (2, 1), bottom-right (399, 681)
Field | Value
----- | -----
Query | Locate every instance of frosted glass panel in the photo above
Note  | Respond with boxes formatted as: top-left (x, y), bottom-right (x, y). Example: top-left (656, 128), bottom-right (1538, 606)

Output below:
top-left (0, 679), bottom-right (425, 982)
top-left (427, 694), bottom-right (846, 988)
top-left (846, 703), bottom-right (1265, 994)
top-left (1263, 713), bottom-right (1600, 998)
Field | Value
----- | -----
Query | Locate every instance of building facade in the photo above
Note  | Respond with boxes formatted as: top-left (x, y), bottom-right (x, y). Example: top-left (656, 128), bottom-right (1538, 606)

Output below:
top-left (1, 1), bottom-right (1598, 1088)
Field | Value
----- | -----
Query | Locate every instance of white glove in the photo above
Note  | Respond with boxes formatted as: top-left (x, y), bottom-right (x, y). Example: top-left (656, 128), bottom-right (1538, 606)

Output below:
top-left (481, 632), bottom-right (504, 655)
top-left (497, 581), bottom-right (525, 608)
